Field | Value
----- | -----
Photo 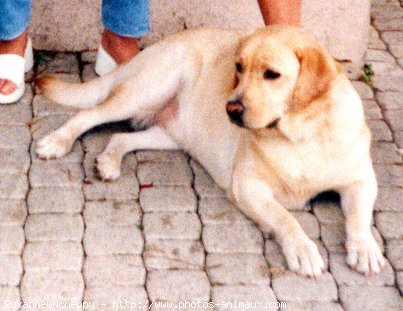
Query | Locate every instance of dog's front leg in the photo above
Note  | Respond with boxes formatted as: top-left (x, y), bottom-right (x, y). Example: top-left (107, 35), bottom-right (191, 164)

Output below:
top-left (338, 168), bottom-right (385, 275)
top-left (231, 175), bottom-right (324, 277)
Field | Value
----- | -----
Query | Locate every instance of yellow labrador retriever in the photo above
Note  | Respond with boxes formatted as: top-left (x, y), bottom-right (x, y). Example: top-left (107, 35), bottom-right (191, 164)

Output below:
top-left (36, 26), bottom-right (385, 277)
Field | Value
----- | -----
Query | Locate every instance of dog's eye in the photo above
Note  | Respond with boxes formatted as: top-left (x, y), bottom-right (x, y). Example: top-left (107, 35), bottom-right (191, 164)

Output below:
top-left (236, 62), bottom-right (243, 73)
top-left (263, 69), bottom-right (281, 80)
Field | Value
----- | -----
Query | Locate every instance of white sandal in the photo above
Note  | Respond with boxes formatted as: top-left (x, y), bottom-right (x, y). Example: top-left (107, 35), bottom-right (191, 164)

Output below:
top-left (95, 44), bottom-right (117, 76)
top-left (0, 37), bottom-right (34, 104)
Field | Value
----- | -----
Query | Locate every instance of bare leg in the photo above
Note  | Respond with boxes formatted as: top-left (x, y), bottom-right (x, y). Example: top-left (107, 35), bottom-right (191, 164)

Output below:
top-left (95, 126), bottom-right (178, 180)
top-left (339, 169), bottom-right (385, 275)
top-left (101, 29), bottom-right (141, 64)
top-left (0, 29), bottom-right (28, 95)
top-left (257, 0), bottom-right (301, 26)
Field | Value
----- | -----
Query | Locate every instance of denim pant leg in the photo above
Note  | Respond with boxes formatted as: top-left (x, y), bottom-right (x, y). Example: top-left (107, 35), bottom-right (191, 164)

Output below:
top-left (0, 0), bottom-right (31, 40)
top-left (102, 0), bottom-right (150, 38)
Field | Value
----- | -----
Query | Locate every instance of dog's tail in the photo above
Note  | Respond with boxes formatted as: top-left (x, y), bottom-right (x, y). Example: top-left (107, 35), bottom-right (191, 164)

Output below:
top-left (36, 71), bottom-right (116, 109)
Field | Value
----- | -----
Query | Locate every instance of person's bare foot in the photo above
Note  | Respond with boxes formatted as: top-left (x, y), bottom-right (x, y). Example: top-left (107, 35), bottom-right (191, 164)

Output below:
top-left (0, 30), bottom-right (28, 95)
top-left (101, 29), bottom-right (140, 64)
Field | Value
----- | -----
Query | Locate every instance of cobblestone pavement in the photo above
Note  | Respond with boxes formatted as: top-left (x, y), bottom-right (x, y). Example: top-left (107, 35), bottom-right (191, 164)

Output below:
top-left (0, 2), bottom-right (402, 311)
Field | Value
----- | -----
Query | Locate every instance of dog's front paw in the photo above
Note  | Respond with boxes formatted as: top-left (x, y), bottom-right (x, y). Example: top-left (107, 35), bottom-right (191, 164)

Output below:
top-left (282, 236), bottom-right (324, 278)
top-left (36, 133), bottom-right (72, 160)
top-left (94, 151), bottom-right (121, 181)
top-left (346, 235), bottom-right (385, 275)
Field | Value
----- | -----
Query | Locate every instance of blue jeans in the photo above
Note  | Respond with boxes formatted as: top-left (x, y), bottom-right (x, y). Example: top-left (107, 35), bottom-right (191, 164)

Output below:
top-left (0, 0), bottom-right (150, 40)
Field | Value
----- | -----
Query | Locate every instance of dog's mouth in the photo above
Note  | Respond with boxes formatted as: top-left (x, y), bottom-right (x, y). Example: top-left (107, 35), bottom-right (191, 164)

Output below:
top-left (266, 117), bottom-right (280, 129)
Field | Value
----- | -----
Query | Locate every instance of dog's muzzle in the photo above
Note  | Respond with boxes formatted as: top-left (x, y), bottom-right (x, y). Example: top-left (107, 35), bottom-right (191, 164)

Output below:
top-left (226, 100), bottom-right (245, 126)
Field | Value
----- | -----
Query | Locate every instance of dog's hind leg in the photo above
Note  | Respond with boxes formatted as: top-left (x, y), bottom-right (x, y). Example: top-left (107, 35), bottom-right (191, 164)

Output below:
top-left (36, 42), bottom-right (188, 160)
top-left (95, 126), bottom-right (179, 181)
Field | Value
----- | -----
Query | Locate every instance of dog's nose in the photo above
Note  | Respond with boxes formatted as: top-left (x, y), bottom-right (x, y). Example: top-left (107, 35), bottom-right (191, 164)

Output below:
top-left (226, 100), bottom-right (245, 126)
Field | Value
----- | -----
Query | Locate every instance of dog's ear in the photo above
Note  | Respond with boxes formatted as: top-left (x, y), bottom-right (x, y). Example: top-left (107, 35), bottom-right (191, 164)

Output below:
top-left (291, 47), bottom-right (338, 112)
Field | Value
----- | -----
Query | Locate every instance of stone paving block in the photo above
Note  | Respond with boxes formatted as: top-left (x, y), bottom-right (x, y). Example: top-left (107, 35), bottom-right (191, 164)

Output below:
top-left (30, 114), bottom-right (71, 141)
top-left (0, 200), bottom-right (27, 226)
top-left (84, 286), bottom-right (148, 311)
top-left (0, 86), bottom-right (32, 126)
top-left (368, 60), bottom-right (401, 76)
top-left (265, 239), bottom-right (329, 273)
top-left (0, 126), bottom-right (31, 150)
top-left (0, 172), bottom-right (28, 200)
top-left (339, 285), bottom-right (403, 311)
top-left (368, 26), bottom-right (386, 50)
top-left (384, 109), bottom-right (403, 132)
top-left (272, 271), bottom-right (337, 301)
top-left (371, 3), bottom-right (403, 22)
top-left (374, 164), bottom-right (402, 187)
top-left (37, 52), bottom-right (79, 75)
top-left (285, 302), bottom-right (343, 311)
top-left (136, 150), bottom-right (188, 163)
top-left (84, 201), bottom-right (141, 227)
top-left (320, 222), bottom-right (346, 253)
top-left (29, 161), bottom-right (84, 188)
top-left (140, 186), bottom-right (197, 212)
top-left (81, 51), bottom-right (96, 63)
top-left (84, 255), bottom-right (145, 287)
top-left (373, 18), bottom-right (403, 32)
top-left (0, 225), bottom-right (25, 255)
top-left (82, 131), bottom-right (112, 154)
top-left (27, 188), bottom-right (84, 214)
top-left (25, 214), bottom-right (84, 242)
top-left (0, 255), bottom-right (23, 286)
top-left (352, 81), bottom-right (374, 99)
top-left (381, 31), bottom-right (403, 58)
top-left (32, 94), bottom-right (77, 117)
top-left (386, 240), bottom-right (403, 270)
top-left (368, 120), bottom-right (393, 141)
top-left (0, 148), bottom-right (30, 174)
top-left (375, 212), bottom-right (403, 240)
top-left (84, 224), bottom-right (144, 256)
top-left (190, 159), bottom-right (226, 198)
top-left (372, 73), bottom-right (403, 92)
top-left (82, 63), bottom-right (97, 82)
top-left (199, 197), bottom-right (252, 225)
top-left (147, 270), bottom-right (210, 302)
top-left (212, 285), bottom-right (277, 310)
top-left (23, 242), bottom-right (83, 272)
top-left (341, 61), bottom-right (362, 80)
top-left (291, 212), bottom-right (320, 239)
top-left (203, 224), bottom-right (263, 254)
top-left (21, 271), bottom-right (84, 301)
top-left (143, 212), bottom-right (201, 240)
top-left (137, 161), bottom-right (193, 187)
top-left (365, 49), bottom-right (397, 63)
top-left (396, 131), bottom-right (403, 148)
top-left (83, 153), bottom-right (139, 201)
top-left (371, 142), bottom-right (400, 164)
top-left (313, 200), bottom-right (344, 225)
top-left (206, 254), bottom-right (270, 286)
top-left (329, 253), bottom-right (395, 286)
top-left (375, 91), bottom-right (402, 110)
top-left (144, 240), bottom-right (204, 270)
top-left (397, 271), bottom-right (403, 295)
top-left (0, 287), bottom-right (20, 311)
top-left (375, 187), bottom-right (403, 211)
top-left (363, 99), bottom-right (383, 119)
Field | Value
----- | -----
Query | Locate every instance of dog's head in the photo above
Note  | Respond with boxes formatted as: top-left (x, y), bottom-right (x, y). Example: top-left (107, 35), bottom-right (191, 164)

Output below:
top-left (227, 25), bottom-right (338, 130)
